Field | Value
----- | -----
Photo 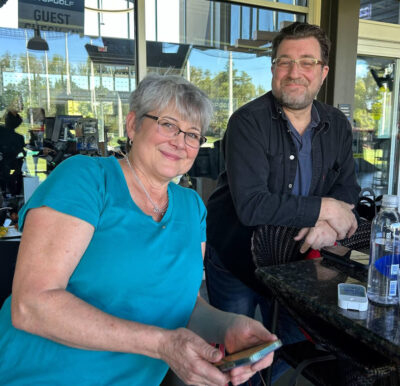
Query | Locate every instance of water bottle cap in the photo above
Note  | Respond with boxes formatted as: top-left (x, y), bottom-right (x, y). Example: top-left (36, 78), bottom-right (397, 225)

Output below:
top-left (382, 194), bottom-right (398, 208)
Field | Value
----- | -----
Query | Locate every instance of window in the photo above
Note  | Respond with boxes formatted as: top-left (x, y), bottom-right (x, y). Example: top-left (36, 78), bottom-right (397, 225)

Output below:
top-left (0, 0), bottom-right (136, 179)
top-left (353, 56), bottom-right (399, 195)
top-left (360, 0), bottom-right (400, 25)
top-left (145, 0), bottom-right (305, 141)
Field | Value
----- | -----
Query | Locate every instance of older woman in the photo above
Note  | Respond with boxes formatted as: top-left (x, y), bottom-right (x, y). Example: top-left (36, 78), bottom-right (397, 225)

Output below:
top-left (0, 74), bottom-right (277, 385)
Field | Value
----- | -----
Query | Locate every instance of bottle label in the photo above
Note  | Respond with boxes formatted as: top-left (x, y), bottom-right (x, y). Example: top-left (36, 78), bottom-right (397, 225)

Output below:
top-left (385, 232), bottom-right (394, 252)
top-left (389, 280), bottom-right (397, 297)
top-left (375, 237), bottom-right (385, 245)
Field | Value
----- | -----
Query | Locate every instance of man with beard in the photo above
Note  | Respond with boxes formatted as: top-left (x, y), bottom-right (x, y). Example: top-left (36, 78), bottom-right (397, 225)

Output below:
top-left (205, 22), bottom-right (360, 384)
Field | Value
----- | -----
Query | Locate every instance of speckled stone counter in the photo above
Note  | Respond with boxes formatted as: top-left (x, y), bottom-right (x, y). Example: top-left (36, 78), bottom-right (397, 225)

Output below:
top-left (255, 258), bottom-right (400, 366)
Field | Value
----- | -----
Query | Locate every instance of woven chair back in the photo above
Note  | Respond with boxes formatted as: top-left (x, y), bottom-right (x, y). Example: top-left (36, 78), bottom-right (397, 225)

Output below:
top-left (252, 224), bottom-right (305, 268)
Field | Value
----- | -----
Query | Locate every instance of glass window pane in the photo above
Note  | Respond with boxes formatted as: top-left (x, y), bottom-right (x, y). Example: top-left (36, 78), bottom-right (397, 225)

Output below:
top-left (353, 56), bottom-right (398, 195)
top-left (0, 0), bottom-right (136, 193)
top-left (146, 0), bottom-right (305, 141)
top-left (360, 0), bottom-right (400, 25)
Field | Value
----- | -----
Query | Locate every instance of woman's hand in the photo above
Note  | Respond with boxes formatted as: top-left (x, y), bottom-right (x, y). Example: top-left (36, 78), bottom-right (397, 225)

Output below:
top-left (223, 315), bottom-right (277, 385)
top-left (159, 327), bottom-right (230, 386)
top-left (185, 297), bottom-right (277, 385)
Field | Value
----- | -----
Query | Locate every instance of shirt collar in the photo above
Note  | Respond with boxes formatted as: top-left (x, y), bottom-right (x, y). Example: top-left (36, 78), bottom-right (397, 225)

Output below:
top-left (279, 104), bottom-right (320, 134)
top-left (269, 91), bottom-right (329, 132)
top-left (310, 104), bottom-right (320, 129)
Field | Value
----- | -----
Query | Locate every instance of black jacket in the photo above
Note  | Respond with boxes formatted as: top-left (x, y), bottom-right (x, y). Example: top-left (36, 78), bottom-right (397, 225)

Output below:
top-left (206, 91), bottom-right (360, 292)
top-left (0, 125), bottom-right (25, 176)
top-left (0, 126), bottom-right (25, 159)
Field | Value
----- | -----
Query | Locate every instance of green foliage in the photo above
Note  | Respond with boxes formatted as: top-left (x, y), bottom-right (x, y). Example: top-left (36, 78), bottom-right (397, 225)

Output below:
top-left (353, 108), bottom-right (374, 131)
top-left (189, 64), bottom-right (265, 138)
top-left (0, 51), bottom-right (265, 143)
top-left (353, 72), bottom-right (385, 132)
top-left (0, 89), bottom-right (22, 113)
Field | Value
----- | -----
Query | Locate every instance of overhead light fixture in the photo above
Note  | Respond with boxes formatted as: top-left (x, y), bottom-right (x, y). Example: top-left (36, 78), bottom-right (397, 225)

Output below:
top-left (27, 29), bottom-right (49, 51)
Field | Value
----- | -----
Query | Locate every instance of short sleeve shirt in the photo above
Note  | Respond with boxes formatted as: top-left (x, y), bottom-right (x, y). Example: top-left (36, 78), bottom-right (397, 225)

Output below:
top-left (0, 155), bottom-right (206, 385)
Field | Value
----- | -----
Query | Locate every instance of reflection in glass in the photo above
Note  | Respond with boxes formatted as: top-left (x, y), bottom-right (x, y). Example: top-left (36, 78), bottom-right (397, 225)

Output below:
top-left (0, 1), bottom-right (136, 179)
top-left (360, 0), bottom-right (400, 25)
top-left (147, 0), bottom-right (305, 140)
top-left (353, 57), bottom-right (398, 195)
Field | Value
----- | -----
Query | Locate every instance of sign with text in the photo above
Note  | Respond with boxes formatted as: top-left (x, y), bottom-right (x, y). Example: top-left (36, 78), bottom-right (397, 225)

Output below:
top-left (19, 0), bottom-right (84, 34)
top-left (338, 103), bottom-right (352, 121)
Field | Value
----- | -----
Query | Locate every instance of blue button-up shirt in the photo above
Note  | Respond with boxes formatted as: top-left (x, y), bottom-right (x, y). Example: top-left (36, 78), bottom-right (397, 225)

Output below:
top-left (283, 105), bottom-right (320, 196)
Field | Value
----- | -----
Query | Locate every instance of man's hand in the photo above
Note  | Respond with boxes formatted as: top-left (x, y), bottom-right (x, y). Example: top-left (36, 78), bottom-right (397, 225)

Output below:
top-left (319, 197), bottom-right (357, 240)
top-left (295, 220), bottom-right (338, 253)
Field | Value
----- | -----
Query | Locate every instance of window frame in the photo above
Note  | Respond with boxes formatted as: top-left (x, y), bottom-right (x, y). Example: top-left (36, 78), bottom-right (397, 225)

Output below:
top-left (135, 0), bottom-right (322, 83)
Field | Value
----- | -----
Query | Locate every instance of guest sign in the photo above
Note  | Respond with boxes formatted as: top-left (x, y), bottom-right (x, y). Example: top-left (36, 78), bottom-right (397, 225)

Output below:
top-left (19, 0), bottom-right (84, 34)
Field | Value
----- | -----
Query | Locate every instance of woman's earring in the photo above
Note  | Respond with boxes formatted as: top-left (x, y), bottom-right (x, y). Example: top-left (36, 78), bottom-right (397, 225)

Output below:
top-left (129, 138), bottom-right (133, 146)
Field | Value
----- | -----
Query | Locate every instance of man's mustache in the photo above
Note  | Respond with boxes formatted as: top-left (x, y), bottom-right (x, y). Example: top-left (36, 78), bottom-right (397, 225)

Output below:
top-left (282, 79), bottom-right (308, 86)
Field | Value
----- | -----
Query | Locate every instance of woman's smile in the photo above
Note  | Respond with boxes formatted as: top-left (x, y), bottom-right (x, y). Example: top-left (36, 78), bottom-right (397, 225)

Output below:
top-left (160, 148), bottom-right (184, 161)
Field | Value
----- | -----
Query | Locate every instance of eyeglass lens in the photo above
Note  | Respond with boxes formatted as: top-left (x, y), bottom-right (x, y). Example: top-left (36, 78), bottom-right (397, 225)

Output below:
top-left (275, 58), bottom-right (321, 71)
top-left (157, 118), bottom-right (204, 148)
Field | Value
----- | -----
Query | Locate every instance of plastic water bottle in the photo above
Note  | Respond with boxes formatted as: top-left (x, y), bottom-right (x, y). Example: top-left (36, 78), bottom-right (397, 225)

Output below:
top-left (367, 194), bottom-right (400, 305)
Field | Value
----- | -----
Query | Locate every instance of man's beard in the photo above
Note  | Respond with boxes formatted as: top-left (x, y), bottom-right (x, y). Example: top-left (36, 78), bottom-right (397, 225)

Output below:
top-left (272, 79), bottom-right (322, 110)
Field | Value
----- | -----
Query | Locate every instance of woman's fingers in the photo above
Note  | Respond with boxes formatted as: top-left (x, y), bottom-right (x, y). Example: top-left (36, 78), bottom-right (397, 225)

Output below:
top-left (228, 351), bottom-right (274, 386)
top-left (160, 328), bottom-right (229, 385)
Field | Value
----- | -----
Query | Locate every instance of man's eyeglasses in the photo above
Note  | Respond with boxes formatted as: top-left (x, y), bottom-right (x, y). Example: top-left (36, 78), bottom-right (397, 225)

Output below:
top-left (143, 114), bottom-right (207, 149)
top-left (272, 57), bottom-right (324, 71)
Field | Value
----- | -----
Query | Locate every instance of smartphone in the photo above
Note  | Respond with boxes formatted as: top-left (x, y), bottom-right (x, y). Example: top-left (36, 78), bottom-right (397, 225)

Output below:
top-left (214, 340), bottom-right (282, 372)
top-left (338, 283), bottom-right (368, 311)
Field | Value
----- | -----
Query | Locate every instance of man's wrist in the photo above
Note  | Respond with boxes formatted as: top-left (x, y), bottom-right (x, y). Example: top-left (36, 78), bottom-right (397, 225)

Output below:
top-left (319, 197), bottom-right (335, 221)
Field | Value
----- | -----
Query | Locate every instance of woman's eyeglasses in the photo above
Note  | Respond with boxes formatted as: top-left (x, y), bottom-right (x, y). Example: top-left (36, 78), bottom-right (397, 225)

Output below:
top-left (143, 114), bottom-right (207, 149)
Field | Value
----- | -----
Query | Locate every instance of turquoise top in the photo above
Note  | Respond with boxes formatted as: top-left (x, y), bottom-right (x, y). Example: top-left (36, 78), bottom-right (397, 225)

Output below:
top-left (0, 155), bottom-right (206, 385)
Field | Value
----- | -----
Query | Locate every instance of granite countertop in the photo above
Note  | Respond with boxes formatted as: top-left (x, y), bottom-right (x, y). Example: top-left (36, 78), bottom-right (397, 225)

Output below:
top-left (255, 258), bottom-right (400, 364)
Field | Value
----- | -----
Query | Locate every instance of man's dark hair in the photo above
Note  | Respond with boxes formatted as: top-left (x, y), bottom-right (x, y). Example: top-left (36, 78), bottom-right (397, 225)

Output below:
top-left (272, 22), bottom-right (331, 65)
top-left (4, 111), bottom-right (22, 130)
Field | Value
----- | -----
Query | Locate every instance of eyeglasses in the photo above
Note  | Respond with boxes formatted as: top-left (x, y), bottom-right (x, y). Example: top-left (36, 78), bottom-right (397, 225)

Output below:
top-left (272, 57), bottom-right (324, 71)
top-left (143, 114), bottom-right (207, 149)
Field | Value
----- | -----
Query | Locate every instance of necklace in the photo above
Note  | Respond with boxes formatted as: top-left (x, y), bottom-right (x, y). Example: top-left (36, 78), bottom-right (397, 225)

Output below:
top-left (125, 156), bottom-right (168, 215)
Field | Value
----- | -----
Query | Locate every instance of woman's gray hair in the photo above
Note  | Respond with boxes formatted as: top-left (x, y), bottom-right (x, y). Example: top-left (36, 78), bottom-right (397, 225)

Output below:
top-left (129, 73), bottom-right (213, 135)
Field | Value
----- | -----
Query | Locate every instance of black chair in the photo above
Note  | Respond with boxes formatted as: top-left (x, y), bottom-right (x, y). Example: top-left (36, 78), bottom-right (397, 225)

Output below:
top-left (252, 225), bottom-right (304, 267)
top-left (339, 219), bottom-right (371, 254)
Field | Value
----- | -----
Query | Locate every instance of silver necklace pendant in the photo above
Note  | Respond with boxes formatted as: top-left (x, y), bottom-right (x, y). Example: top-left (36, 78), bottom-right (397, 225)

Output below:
top-left (125, 156), bottom-right (168, 215)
